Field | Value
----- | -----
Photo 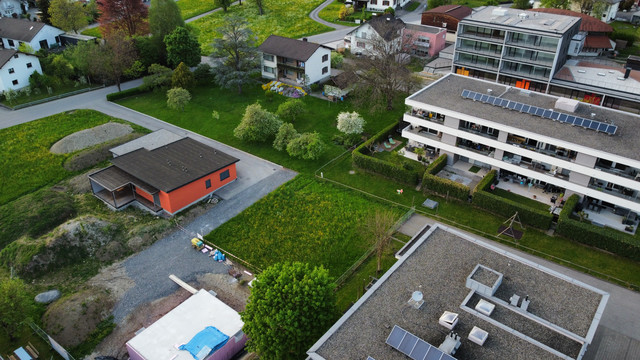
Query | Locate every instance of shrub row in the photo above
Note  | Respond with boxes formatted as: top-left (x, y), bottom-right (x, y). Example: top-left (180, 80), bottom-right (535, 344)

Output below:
top-left (421, 154), bottom-right (470, 201)
top-left (473, 169), bottom-right (496, 193)
top-left (106, 86), bottom-right (149, 101)
top-left (472, 190), bottom-right (553, 230)
top-left (352, 122), bottom-right (422, 185)
top-left (557, 194), bottom-right (640, 262)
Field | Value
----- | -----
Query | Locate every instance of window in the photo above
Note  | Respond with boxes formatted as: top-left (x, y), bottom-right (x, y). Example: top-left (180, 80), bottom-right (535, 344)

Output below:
top-left (263, 54), bottom-right (274, 62)
top-left (370, 0), bottom-right (377, 4)
top-left (322, 66), bottom-right (328, 74)
top-left (383, 0), bottom-right (390, 5)
top-left (205, 179), bottom-right (212, 189)
top-left (357, 41), bottom-right (365, 48)
top-left (220, 169), bottom-right (230, 181)
top-left (7, 39), bottom-right (14, 47)
top-left (322, 54), bottom-right (328, 62)
top-left (12, 80), bottom-right (18, 85)
top-left (8, 68), bottom-right (14, 74)
top-left (263, 66), bottom-right (275, 74)
top-left (39, 39), bottom-right (48, 49)
top-left (26, 62), bottom-right (32, 68)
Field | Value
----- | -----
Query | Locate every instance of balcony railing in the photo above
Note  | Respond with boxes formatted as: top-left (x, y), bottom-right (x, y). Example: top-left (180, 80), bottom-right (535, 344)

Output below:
top-left (455, 45), bottom-right (502, 58)
top-left (587, 183), bottom-right (640, 204)
top-left (501, 54), bottom-right (554, 67)
top-left (407, 109), bottom-right (445, 124)
top-left (403, 125), bottom-right (443, 142)
top-left (499, 67), bottom-right (550, 81)
top-left (502, 157), bottom-right (570, 181)
top-left (458, 126), bottom-right (499, 140)
top-left (504, 39), bottom-right (557, 52)
top-left (594, 166), bottom-right (640, 181)
top-left (454, 58), bottom-right (499, 72)
top-left (506, 141), bottom-right (577, 163)
top-left (458, 32), bottom-right (505, 43)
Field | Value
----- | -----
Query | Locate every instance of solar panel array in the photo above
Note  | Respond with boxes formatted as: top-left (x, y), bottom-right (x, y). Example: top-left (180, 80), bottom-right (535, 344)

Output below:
top-left (460, 89), bottom-right (618, 135)
top-left (386, 325), bottom-right (456, 360)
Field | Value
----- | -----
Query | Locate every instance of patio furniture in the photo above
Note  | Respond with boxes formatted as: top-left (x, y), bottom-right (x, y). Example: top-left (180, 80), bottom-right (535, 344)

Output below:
top-left (13, 348), bottom-right (32, 360)
top-left (468, 326), bottom-right (489, 346)
top-left (384, 142), bottom-right (391, 149)
top-left (389, 137), bottom-right (396, 145)
top-left (439, 311), bottom-right (459, 330)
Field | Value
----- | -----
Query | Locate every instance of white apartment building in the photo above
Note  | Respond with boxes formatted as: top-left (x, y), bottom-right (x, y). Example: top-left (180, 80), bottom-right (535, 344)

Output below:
top-left (258, 35), bottom-right (332, 85)
top-left (402, 74), bottom-right (640, 214)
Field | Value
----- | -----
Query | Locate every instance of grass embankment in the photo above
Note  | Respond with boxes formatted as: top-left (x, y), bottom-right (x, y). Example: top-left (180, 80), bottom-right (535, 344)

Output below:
top-left (190, 0), bottom-right (333, 53)
top-left (317, 0), bottom-right (372, 27)
top-left (116, 84), bottom-right (404, 175)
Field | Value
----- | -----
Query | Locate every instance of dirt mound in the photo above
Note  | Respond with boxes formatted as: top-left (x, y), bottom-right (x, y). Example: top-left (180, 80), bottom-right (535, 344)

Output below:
top-left (50, 122), bottom-right (133, 154)
top-left (88, 261), bottom-right (135, 302)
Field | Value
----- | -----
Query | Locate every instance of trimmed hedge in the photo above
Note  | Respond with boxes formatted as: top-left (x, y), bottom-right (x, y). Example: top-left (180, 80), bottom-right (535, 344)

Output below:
top-left (472, 190), bottom-right (553, 230)
top-left (557, 194), bottom-right (640, 262)
top-left (106, 86), bottom-right (149, 101)
top-left (352, 122), bottom-right (422, 185)
top-left (421, 154), bottom-right (470, 201)
top-left (474, 169), bottom-right (496, 193)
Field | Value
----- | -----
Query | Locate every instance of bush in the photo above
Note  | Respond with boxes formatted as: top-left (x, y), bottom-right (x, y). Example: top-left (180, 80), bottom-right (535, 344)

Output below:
top-left (474, 170), bottom-right (496, 193)
top-left (611, 32), bottom-right (636, 47)
top-left (337, 111), bottom-right (366, 135)
top-left (276, 98), bottom-right (306, 123)
top-left (352, 122), bottom-right (422, 185)
top-left (106, 86), bottom-right (148, 101)
top-left (234, 102), bottom-right (282, 142)
top-left (193, 63), bottom-right (215, 85)
top-left (556, 195), bottom-right (640, 261)
top-left (472, 190), bottom-right (552, 229)
top-left (331, 52), bottom-right (344, 69)
top-left (166, 87), bottom-right (191, 111)
top-left (421, 155), bottom-right (469, 201)
top-left (171, 62), bottom-right (195, 89)
top-left (286, 132), bottom-right (325, 160)
top-left (142, 63), bottom-right (173, 91)
top-left (273, 123), bottom-right (299, 151)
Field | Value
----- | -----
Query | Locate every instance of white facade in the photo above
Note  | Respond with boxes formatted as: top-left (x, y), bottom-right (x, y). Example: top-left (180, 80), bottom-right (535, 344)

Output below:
top-left (0, 51), bottom-right (41, 92)
top-left (0, 0), bottom-right (28, 17)
top-left (345, 22), bottom-right (402, 56)
top-left (304, 47), bottom-right (332, 84)
top-left (366, 0), bottom-right (410, 12)
top-left (403, 74), bottom-right (640, 214)
top-left (260, 46), bottom-right (331, 84)
top-left (0, 23), bottom-right (64, 51)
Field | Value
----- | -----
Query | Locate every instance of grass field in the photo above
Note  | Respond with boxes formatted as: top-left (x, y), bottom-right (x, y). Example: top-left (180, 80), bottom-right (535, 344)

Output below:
top-left (80, 26), bottom-right (102, 38)
top-left (190, 0), bottom-right (333, 53)
top-left (611, 21), bottom-right (640, 58)
top-left (177, 0), bottom-right (219, 19)
top-left (116, 84), bottom-right (404, 175)
top-left (204, 176), bottom-right (404, 278)
top-left (491, 188), bottom-right (550, 211)
top-left (317, 0), bottom-right (373, 27)
top-left (0, 110), bottom-right (143, 206)
top-left (405, 1), bottom-right (421, 11)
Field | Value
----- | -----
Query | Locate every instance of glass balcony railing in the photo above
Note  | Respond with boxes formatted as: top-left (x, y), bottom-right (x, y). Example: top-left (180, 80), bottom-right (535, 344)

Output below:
top-left (587, 183), bottom-right (640, 204)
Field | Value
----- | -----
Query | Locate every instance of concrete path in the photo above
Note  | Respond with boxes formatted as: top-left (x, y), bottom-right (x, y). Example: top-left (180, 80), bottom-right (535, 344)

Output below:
top-left (308, 0), bottom-right (351, 30)
top-left (184, 0), bottom-right (241, 23)
top-left (398, 213), bottom-right (640, 360)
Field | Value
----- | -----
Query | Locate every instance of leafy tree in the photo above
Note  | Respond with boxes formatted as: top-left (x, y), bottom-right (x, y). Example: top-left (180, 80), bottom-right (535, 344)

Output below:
top-left (49, 0), bottom-right (88, 33)
top-left (331, 52), bottom-right (344, 69)
top-left (18, 43), bottom-right (35, 54)
top-left (172, 62), bottom-right (195, 89)
top-left (149, 0), bottom-right (185, 64)
top-left (65, 40), bottom-right (100, 85)
top-left (210, 15), bottom-right (260, 94)
top-left (165, 26), bottom-right (202, 68)
top-left (124, 60), bottom-right (145, 78)
top-left (167, 87), bottom-right (191, 111)
top-left (134, 36), bottom-right (165, 68)
top-left (0, 278), bottom-right (34, 342)
top-left (287, 132), bottom-right (325, 160)
top-left (540, 0), bottom-right (570, 9)
top-left (85, 0), bottom-right (100, 22)
top-left (273, 123), bottom-right (299, 151)
top-left (193, 63), bottom-right (215, 84)
top-left (337, 111), bottom-right (366, 134)
top-left (142, 63), bottom-right (173, 90)
top-left (37, 0), bottom-right (52, 24)
top-left (242, 262), bottom-right (336, 360)
top-left (91, 32), bottom-right (138, 91)
top-left (276, 99), bottom-right (306, 123)
top-left (215, 0), bottom-right (232, 12)
top-left (50, 54), bottom-right (75, 80)
top-left (363, 210), bottom-right (396, 274)
top-left (255, 0), bottom-right (265, 15)
top-left (620, 0), bottom-right (634, 11)
top-left (233, 102), bottom-right (282, 142)
top-left (98, 0), bottom-right (149, 37)
top-left (511, 0), bottom-right (531, 9)
top-left (485, 0), bottom-right (499, 5)
top-left (338, 5), bottom-right (354, 20)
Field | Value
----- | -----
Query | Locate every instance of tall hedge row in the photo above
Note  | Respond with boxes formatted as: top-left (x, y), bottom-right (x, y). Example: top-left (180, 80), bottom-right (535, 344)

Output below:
top-left (472, 190), bottom-right (553, 229)
top-left (421, 154), bottom-right (470, 201)
top-left (352, 122), bottom-right (422, 185)
top-left (557, 194), bottom-right (640, 261)
top-left (474, 170), bottom-right (496, 193)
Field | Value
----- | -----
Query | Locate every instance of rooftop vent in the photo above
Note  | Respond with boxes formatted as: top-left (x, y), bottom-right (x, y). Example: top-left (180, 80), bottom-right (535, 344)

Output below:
top-left (518, 13), bottom-right (529, 20)
top-left (577, 70), bottom-right (586, 73)
top-left (487, 89), bottom-right (493, 94)
top-left (597, 72), bottom-right (606, 76)
top-left (29, 26), bottom-right (33, 31)
top-left (408, 291), bottom-right (424, 309)
top-left (625, 67), bottom-right (631, 79)
top-left (555, 97), bottom-right (580, 113)
top-left (491, 8), bottom-right (508, 17)
top-left (591, 113), bottom-right (596, 118)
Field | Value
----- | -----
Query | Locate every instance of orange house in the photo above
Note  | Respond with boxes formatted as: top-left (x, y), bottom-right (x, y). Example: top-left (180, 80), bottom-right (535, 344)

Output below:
top-left (89, 137), bottom-right (239, 216)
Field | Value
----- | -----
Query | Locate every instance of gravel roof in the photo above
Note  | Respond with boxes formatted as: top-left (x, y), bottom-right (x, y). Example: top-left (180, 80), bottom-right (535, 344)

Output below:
top-left (461, 6), bottom-right (579, 35)
top-left (308, 225), bottom-right (606, 360)
top-left (407, 74), bottom-right (640, 161)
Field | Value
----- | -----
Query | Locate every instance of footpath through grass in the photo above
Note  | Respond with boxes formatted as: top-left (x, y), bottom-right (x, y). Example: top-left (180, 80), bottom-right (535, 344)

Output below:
top-left (177, 0), bottom-right (219, 20)
top-left (190, 0), bottom-right (333, 53)
top-left (204, 176), bottom-right (404, 278)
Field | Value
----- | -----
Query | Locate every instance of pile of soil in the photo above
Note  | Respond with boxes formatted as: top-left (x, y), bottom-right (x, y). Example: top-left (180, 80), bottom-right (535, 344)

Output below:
top-left (50, 123), bottom-right (133, 154)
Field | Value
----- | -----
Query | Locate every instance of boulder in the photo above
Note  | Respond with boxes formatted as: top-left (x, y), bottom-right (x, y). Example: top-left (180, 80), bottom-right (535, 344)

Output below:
top-left (35, 289), bottom-right (61, 304)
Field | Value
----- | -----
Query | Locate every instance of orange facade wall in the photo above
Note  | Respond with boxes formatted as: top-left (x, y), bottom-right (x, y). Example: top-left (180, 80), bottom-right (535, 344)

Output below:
top-left (158, 163), bottom-right (237, 214)
top-left (135, 186), bottom-right (154, 203)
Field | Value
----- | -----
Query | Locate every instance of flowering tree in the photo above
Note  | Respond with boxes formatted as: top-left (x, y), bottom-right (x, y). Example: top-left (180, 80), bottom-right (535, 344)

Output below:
top-left (98, 0), bottom-right (148, 37)
top-left (337, 111), bottom-right (366, 134)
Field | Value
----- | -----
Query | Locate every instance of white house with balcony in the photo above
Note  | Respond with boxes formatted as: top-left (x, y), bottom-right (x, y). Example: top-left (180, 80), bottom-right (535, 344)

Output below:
top-left (402, 73), bottom-right (640, 226)
top-left (0, 17), bottom-right (64, 51)
top-left (0, 48), bottom-right (41, 92)
top-left (364, 0), bottom-right (411, 12)
top-left (258, 35), bottom-right (332, 85)
top-left (344, 14), bottom-right (405, 55)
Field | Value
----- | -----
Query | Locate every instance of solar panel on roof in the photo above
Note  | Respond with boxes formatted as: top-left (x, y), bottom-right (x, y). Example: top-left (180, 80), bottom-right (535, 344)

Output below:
top-left (551, 111), bottom-right (561, 121)
top-left (500, 99), bottom-right (509, 107)
top-left (606, 125), bottom-right (617, 134)
top-left (514, 103), bottom-right (523, 112)
top-left (474, 92), bottom-right (482, 101)
top-left (558, 113), bottom-right (568, 122)
top-left (589, 121), bottom-right (600, 130)
top-left (536, 108), bottom-right (545, 117)
top-left (527, 106), bottom-right (538, 115)
top-left (399, 333), bottom-right (419, 354)
top-left (543, 109), bottom-right (553, 118)
top-left (386, 325), bottom-right (453, 360)
top-left (486, 95), bottom-right (496, 104)
top-left (461, 89), bottom-right (470, 98)
top-left (508, 102), bottom-right (517, 110)
top-left (573, 117), bottom-right (583, 127)
top-left (386, 326), bottom-right (405, 348)
top-left (493, 97), bottom-right (502, 106)
top-left (410, 339), bottom-right (430, 359)
top-left (582, 119), bottom-right (591, 128)
top-left (480, 94), bottom-right (489, 103)
top-left (367, 357), bottom-right (376, 360)
top-left (425, 347), bottom-right (443, 360)
top-left (566, 115), bottom-right (576, 124)
top-left (521, 104), bottom-right (530, 113)
top-left (598, 123), bottom-right (608, 132)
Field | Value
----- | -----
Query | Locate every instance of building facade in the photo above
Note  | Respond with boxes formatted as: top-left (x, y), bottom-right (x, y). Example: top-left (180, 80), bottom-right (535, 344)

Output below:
top-left (364, 0), bottom-right (411, 12)
top-left (0, 49), bottom-right (41, 92)
top-left (402, 23), bottom-right (447, 58)
top-left (402, 74), bottom-right (640, 215)
top-left (0, 17), bottom-right (64, 51)
top-left (258, 35), bottom-right (332, 85)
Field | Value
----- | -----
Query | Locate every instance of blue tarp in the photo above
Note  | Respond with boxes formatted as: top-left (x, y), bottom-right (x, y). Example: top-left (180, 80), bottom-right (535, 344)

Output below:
top-left (179, 326), bottom-right (229, 360)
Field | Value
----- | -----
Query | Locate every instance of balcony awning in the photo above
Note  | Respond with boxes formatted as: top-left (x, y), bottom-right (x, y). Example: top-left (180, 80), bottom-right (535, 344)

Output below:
top-left (89, 166), bottom-right (159, 194)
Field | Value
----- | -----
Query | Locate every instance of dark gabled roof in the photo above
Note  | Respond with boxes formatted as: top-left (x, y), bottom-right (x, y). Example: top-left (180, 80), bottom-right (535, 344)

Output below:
top-left (89, 166), bottom-right (159, 194)
top-left (366, 14), bottom-right (405, 41)
top-left (0, 17), bottom-right (48, 42)
top-left (423, 5), bottom-right (472, 20)
top-left (111, 137), bottom-right (239, 193)
top-left (0, 48), bottom-right (17, 68)
top-left (527, 8), bottom-right (613, 33)
top-left (258, 35), bottom-right (327, 61)
top-left (331, 70), bottom-right (358, 89)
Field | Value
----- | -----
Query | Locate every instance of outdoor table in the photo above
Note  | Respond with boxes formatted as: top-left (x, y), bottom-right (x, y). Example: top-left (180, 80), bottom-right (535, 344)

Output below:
top-left (14, 347), bottom-right (32, 360)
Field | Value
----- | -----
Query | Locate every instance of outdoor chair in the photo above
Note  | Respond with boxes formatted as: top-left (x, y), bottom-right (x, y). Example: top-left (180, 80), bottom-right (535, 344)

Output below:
top-left (384, 142), bottom-right (391, 149)
top-left (389, 137), bottom-right (396, 145)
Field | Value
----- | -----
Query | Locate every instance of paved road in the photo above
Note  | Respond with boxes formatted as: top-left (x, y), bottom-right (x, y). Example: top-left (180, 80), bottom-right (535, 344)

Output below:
top-left (308, 0), bottom-right (351, 30)
top-left (398, 214), bottom-right (640, 360)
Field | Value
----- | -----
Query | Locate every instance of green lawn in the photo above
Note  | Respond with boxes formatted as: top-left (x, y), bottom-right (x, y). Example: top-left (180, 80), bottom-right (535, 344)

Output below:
top-left (405, 1), bottom-right (421, 11)
top-left (317, 0), bottom-right (373, 27)
top-left (491, 188), bottom-right (550, 212)
top-left (190, 0), bottom-right (334, 53)
top-left (0, 110), bottom-right (145, 206)
top-left (177, 0), bottom-right (219, 19)
top-left (116, 84), bottom-right (404, 175)
top-left (1, 83), bottom-right (95, 107)
top-left (610, 21), bottom-right (640, 58)
top-left (204, 176), bottom-right (404, 278)
top-left (80, 26), bottom-right (102, 38)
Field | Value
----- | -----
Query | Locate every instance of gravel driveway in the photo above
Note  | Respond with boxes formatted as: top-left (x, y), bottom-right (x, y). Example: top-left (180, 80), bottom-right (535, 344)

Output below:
top-left (112, 168), bottom-right (296, 323)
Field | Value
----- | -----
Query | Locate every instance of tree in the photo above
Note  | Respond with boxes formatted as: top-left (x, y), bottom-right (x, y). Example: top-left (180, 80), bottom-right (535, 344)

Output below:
top-left (255, 0), bottom-right (265, 15)
top-left (91, 32), bottom-right (138, 91)
top-left (511, 0), bottom-right (531, 9)
top-left (167, 87), bottom-right (191, 111)
top-left (193, 63), bottom-right (215, 84)
top-left (215, 0), bottom-right (232, 12)
top-left (134, 36), bottom-right (165, 68)
top-left (338, 5), bottom-right (354, 20)
top-left (149, 0), bottom-right (185, 64)
top-left (273, 123), bottom-right (299, 151)
top-left (66, 40), bottom-right (101, 85)
top-left (17, 43), bottom-right (35, 54)
top-left (172, 62), bottom-right (195, 89)
top-left (540, 0), bottom-right (570, 9)
top-left (0, 278), bottom-right (34, 342)
top-left (142, 63), bottom-right (173, 90)
top-left (331, 51), bottom-right (344, 69)
top-left (362, 210), bottom-right (396, 274)
top-left (287, 132), bottom-right (325, 160)
top-left (49, 0), bottom-right (88, 33)
top-left (276, 98), bottom-right (306, 123)
top-left (485, 0), bottom-right (499, 5)
top-left (210, 15), bottom-right (260, 94)
top-left (242, 262), bottom-right (336, 360)
top-left (234, 102), bottom-right (282, 142)
top-left (164, 26), bottom-right (202, 68)
top-left (98, 0), bottom-right (149, 37)
top-left (337, 111), bottom-right (366, 134)
top-left (37, 0), bottom-right (52, 24)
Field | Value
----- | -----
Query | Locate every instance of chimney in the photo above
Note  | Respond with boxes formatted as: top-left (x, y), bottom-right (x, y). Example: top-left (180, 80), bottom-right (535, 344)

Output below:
top-left (624, 67), bottom-right (631, 79)
top-left (303, 38), bottom-right (308, 42)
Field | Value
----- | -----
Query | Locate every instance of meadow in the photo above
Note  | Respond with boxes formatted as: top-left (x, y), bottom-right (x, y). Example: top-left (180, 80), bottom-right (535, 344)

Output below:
top-left (177, 0), bottom-right (219, 19)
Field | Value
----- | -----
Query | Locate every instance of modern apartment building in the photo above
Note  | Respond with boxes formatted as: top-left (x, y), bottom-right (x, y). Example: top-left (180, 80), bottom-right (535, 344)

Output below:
top-left (402, 74), bottom-right (640, 215)
top-left (452, 6), bottom-right (581, 93)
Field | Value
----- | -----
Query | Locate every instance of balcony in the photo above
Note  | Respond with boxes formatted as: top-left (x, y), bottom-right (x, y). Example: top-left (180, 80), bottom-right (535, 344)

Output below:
top-left (502, 155), bottom-right (570, 181)
top-left (458, 125), bottom-right (499, 141)
top-left (458, 31), bottom-right (505, 44)
top-left (594, 166), bottom-right (640, 182)
top-left (506, 141), bottom-right (577, 163)
top-left (455, 45), bottom-right (502, 58)
top-left (457, 140), bottom-right (494, 157)
top-left (277, 58), bottom-right (304, 70)
top-left (587, 183), bottom-right (640, 204)
top-left (454, 58), bottom-right (499, 72)
top-left (501, 53), bottom-right (554, 67)
top-left (403, 125), bottom-right (443, 143)
top-left (504, 38), bottom-right (557, 52)
top-left (499, 66), bottom-right (550, 82)
top-left (407, 109), bottom-right (445, 124)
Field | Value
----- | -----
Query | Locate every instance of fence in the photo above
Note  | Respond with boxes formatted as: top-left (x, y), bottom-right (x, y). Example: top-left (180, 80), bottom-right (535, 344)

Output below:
top-left (27, 321), bottom-right (76, 360)
top-left (8, 86), bottom-right (104, 110)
